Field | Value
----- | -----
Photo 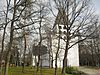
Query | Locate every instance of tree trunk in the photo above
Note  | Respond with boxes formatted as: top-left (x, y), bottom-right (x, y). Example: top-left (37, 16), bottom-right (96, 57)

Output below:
top-left (51, 56), bottom-right (53, 68)
top-left (22, 32), bottom-right (27, 72)
top-left (4, 0), bottom-right (16, 75)
top-left (55, 32), bottom-right (60, 75)
top-left (37, 5), bottom-right (42, 72)
top-left (0, 0), bottom-right (9, 73)
top-left (0, 25), bottom-right (7, 75)
top-left (61, 42), bottom-right (68, 75)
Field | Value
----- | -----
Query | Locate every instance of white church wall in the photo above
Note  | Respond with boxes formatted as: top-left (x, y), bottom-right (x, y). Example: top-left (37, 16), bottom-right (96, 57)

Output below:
top-left (41, 54), bottom-right (50, 67)
top-left (67, 37), bottom-right (79, 66)
top-left (32, 54), bottom-right (50, 67)
top-left (52, 36), bottom-right (79, 68)
top-left (32, 55), bottom-right (38, 66)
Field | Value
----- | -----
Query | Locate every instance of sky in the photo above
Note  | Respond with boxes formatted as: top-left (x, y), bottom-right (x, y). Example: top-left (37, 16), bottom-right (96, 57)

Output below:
top-left (93, 0), bottom-right (100, 15)
top-left (0, 0), bottom-right (100, 16)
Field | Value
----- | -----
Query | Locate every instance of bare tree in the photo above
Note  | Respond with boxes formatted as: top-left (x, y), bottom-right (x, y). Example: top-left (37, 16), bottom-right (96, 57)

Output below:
top-left (3, 0), bottom-right (34, 74)
top-left (4, 0), bottom-right (17, 75)
top-left (0, 0), bottom-right (11, 74)
top-left (79, 21), bottom-right (100, 67)
top-left (51, 0), bottom-right (99, 75)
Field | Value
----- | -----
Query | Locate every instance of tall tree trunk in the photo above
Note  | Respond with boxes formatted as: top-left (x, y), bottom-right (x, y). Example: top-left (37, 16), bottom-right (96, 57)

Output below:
top-left (0, 25), bottom-right (7, 75)
top-left (49, 34), bottom-right (52, 68)
top-left (0, 0), bottom-right (10, 74)
top-left (61, 41), bottom-right (69, 75)
top-left (61, 1), bottom-right (69, 74)
top-left (22, 32), bottom-right (27, 72)
top-left (55, 31), bottom-right (60, 75)
top-left (4, 0), bottom-right (16, 75)
top-left (22, 1), bottom-right (27, 71)
top-left (37, 5), bottom-right (42, 73)
top-left (90, 42), bottom-right (95, 66)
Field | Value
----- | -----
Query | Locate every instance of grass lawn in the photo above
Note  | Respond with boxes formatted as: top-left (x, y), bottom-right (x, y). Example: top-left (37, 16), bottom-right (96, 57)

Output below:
top-left (2, 67), bottom-right (71, 75)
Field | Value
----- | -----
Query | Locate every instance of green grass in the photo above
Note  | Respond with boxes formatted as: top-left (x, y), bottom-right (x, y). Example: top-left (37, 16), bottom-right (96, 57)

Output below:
top-left (2, 67), bottom-right (71, 75)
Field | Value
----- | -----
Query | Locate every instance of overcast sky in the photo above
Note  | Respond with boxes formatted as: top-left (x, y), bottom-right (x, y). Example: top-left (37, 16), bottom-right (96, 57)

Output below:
top-left (0, 0), bottom-right (100, 16)
top-left (93, 0), bottom-right (100, 15)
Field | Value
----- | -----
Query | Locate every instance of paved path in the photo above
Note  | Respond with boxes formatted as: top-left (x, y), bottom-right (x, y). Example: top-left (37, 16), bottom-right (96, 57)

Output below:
top-left (78, 67), bottom-right (100, 75)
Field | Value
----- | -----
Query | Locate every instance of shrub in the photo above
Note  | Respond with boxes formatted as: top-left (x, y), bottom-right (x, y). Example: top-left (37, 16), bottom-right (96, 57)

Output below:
top-left (65, 66), bottom-right (78, 74)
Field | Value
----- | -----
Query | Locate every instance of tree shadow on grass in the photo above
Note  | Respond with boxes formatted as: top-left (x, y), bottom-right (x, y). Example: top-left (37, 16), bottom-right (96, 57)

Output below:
top-left (70, 71), bottom-right (89, 75)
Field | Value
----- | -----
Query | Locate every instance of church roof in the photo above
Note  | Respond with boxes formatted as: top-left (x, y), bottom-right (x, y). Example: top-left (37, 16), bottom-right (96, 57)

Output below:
top-left (53, 8), bottom-right (68, 28)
